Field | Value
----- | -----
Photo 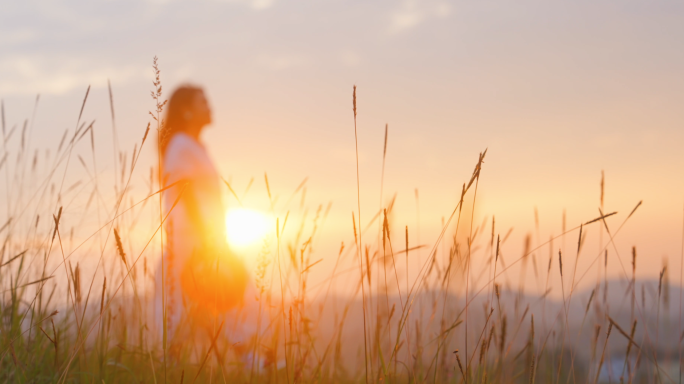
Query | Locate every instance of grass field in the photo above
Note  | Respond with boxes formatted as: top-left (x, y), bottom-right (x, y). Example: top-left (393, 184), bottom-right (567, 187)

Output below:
top-left (0, 58), bottom-right (679, 384)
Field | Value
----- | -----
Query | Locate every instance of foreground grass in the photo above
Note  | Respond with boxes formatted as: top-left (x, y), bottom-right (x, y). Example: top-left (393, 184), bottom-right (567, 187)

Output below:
top-left (0, 58), bottom-right (678, 383)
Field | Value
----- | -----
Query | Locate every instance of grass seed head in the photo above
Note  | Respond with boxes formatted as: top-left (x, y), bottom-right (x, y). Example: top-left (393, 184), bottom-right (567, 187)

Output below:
top-left (113, 228), bottom-right (127, 267)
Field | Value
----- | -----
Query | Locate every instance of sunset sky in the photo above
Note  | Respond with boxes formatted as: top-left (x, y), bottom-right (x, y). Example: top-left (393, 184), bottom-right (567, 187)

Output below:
top-left (2, 0), bottom-right (684, 297)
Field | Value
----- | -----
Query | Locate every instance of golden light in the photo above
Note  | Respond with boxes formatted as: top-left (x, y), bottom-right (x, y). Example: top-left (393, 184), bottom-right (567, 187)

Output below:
top-left (225, 208), bottom-right (271, 248)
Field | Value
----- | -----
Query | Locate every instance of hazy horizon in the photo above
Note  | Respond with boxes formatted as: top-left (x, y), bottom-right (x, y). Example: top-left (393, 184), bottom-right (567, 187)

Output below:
top-left (2, 0), bottom-right (684, 301)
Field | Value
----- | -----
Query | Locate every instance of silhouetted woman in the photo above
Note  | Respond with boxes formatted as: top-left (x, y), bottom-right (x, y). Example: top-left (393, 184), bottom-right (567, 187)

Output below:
top-left (155, 85), bottom-right (247, 343)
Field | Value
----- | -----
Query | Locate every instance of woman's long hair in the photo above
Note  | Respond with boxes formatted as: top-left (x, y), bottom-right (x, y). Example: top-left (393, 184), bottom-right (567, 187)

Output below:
top-left (159, 85), bottom-right (204, 156)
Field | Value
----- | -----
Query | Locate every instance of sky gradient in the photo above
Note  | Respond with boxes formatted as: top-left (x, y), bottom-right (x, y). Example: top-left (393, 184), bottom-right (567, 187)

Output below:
top-left (2, 0), bottom-right (684, 297)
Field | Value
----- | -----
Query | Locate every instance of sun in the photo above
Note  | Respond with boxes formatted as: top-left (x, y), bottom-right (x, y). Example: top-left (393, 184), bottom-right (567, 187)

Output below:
top-left (225, 208), bottom-right (271, 248)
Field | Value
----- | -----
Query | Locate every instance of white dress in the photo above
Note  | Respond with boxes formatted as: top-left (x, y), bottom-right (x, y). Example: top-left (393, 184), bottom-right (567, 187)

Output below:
top-left (154, 132), bottom-right (226, 336)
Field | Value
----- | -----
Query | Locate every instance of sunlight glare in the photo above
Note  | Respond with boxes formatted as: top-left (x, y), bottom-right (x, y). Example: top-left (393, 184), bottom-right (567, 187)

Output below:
top-left (225, 208), bottom-right (270, 248)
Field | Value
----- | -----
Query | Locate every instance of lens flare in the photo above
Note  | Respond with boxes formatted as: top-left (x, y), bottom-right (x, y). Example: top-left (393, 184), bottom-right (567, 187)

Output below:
top-left (225, 208), bottom-right (270, 248)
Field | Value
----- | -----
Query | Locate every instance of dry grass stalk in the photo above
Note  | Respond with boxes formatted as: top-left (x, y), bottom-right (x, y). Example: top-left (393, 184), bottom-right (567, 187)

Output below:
top-left (608, 316), bottom-right (639, 350)
top-left (113, 228), bottom-right (127, 267)
top-left (529, 352), bottom-right (536, 384)
top-left (594, 323), bottom-right (613, 384)
top-left (99, 277), bottom-right (106, 316)
top-left (454, 349), bottom-right (465, 379)
top-left (351, 85), bottom-right (370, 383)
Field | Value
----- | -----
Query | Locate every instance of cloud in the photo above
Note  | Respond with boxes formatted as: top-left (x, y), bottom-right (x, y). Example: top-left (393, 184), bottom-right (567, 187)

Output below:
top-left (0, 28), bottom-right (39, 47)
top-left (250, 0), bottom-right (274, 10)
top-left (388, 0), bottom-right (451, 34)
top-left (339, 50), bottom-right (361, 67)
top-left (0, 54), bottom-right (143, 95)
top-left (209, 0), bottom-right (275, 10)
top-left (256, 53), bottom-right (309, 71)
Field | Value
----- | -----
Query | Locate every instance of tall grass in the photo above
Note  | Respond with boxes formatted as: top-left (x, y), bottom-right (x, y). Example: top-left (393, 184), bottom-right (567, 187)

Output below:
top-left (0, 58), bottom-right (679, 383)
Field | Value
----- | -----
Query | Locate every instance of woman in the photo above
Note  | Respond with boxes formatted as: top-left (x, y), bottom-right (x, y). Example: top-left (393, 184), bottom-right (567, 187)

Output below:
top-left (155, 85), bottom-right (247, 342)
